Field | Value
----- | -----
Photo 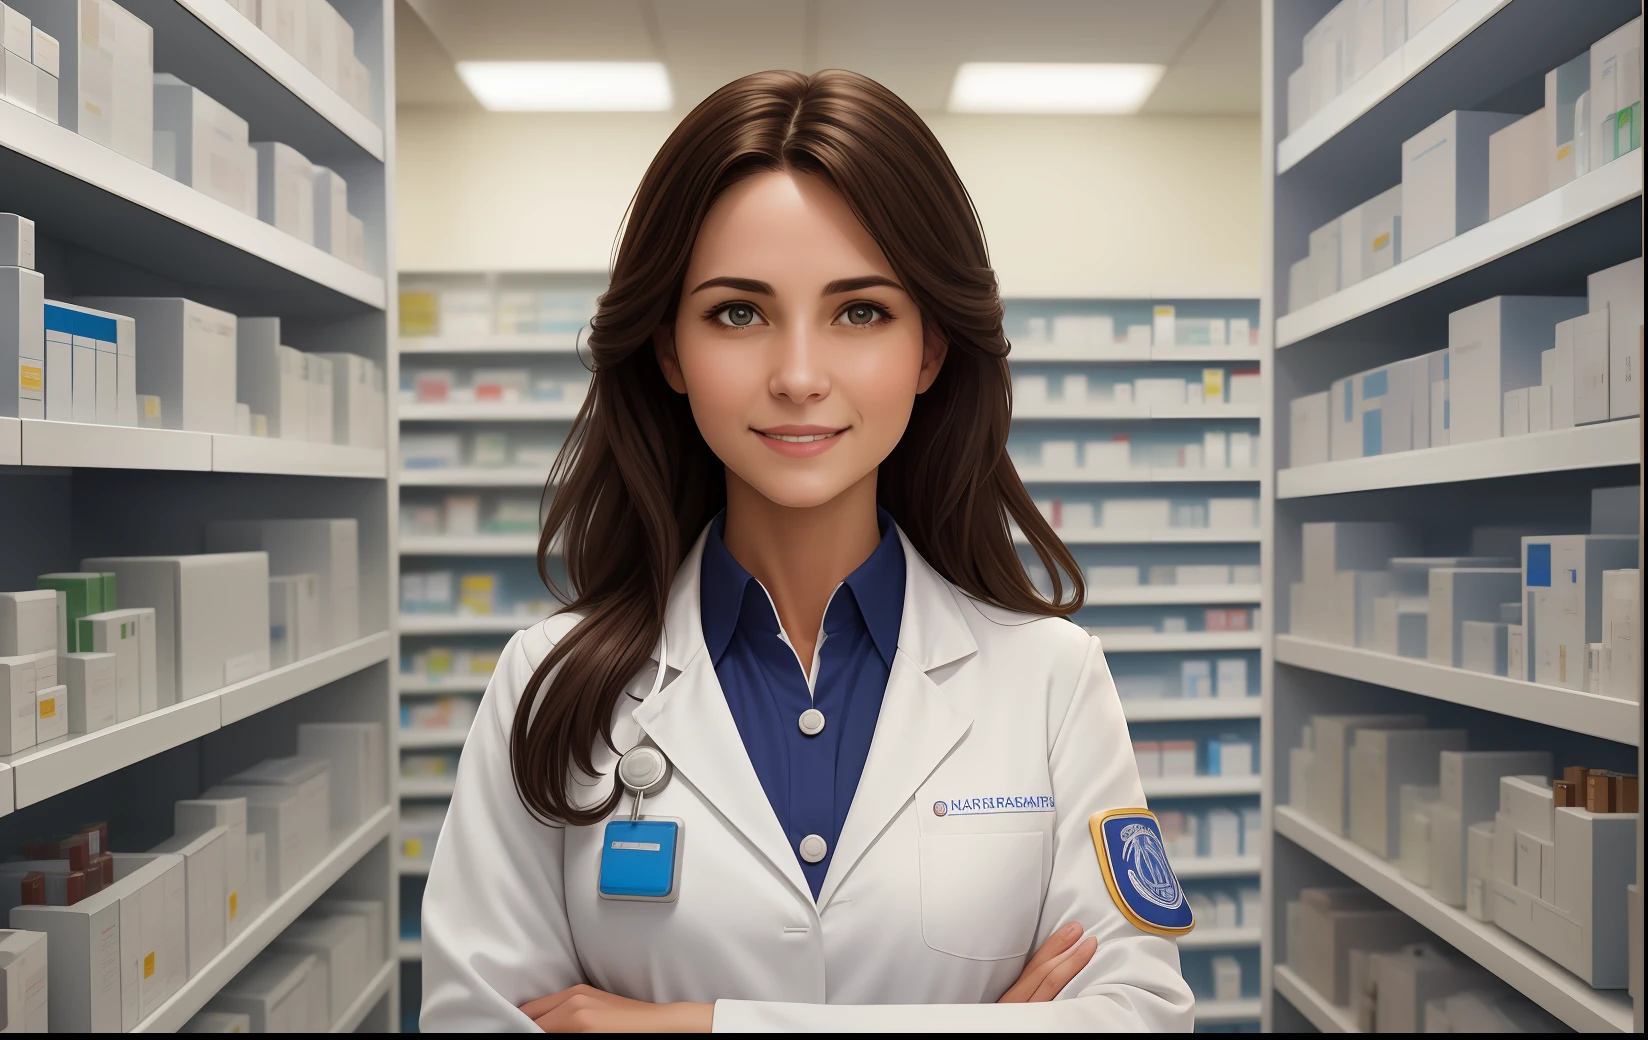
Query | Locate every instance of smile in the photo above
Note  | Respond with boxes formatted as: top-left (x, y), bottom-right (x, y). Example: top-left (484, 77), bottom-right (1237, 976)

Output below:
top-left (753, 426), bottom-right (847, 457)
top-left (764, 432), bottom-right (836, 443)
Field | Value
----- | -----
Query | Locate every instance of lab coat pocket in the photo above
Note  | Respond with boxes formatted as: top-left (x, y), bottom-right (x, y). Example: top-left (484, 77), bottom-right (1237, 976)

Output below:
top-left (918, 830), bottom-right (1044, 960)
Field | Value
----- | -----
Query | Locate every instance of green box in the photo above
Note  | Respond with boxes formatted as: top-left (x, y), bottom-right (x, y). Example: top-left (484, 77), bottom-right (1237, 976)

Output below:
top-left (37, 572), bottom-right (105, 653)
top-left (99, 572), bottom-right (116, 611)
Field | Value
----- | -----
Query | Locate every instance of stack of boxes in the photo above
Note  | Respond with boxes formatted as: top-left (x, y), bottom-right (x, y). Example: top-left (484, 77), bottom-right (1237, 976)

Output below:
top-left (2, 741), bottom-right (385, 1031)
top-left (1133, 733), bottom-right (1254, 780)
top-left (14, 0), bottom-right (153, 164)
top-left (0, 927), bottom-right (48, 1031)
top-left (153, 73), bottom-right (257, 218)
top-left (1287, 18), bottom-right (1643, 315)
top-left (237, 0), bottom-right (373, 117)
top-left (1113, 656), bottom-right (1252, 702)
top-left (251, 142), bottom-right (366, 266)
top-left (236, 317), bottom-right (386, 447)
top-left (0, 2), bottom-right (59, 123)
top-left (1285, 489), bottom-right (1641, 707)
top-left (1285, 0), bottom-right (1456, 136)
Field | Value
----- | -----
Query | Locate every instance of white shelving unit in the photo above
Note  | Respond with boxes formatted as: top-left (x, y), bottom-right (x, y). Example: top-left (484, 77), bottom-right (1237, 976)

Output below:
top-left (1005, 295), bottom-right (1266, 1024)
top-left (1263, 1), bottom-right (1643, 1033)
top-left (0, 2), bottom-right (399, 1030)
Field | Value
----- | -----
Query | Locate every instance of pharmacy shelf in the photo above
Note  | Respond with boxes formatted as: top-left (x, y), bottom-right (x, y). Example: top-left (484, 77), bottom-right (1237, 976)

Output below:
top-left (1151, 348), bottom-right (1263, 364)
top-left (401, 776), bottom-right (457, 798)
top-left (1275, 0), bottom-right (1638, 180)
top-left (1021, 528), bottom-right (1261, 545)
top-left (1143, 775), bottom-right (1262, 798)
top-left (133, 805), bottom-right (394, 1033)
top-left (400, 401), bottom-right (584, 422)
top-left (397, 676), bottom-right (490, 694)
top-left (398, 728), bottom-right (471, 749)
top-left (399, 333), bottom-right (579, 354)
top-left (0, 765), bottom-right (11, 817)
top-left (398, 940), bottom-right (424, 961)
top-left (1087, 584), bottom-right (1262, 607)
top-left (125, 0), bottom-right (385, 161)
top-left (397, 859), bottom-right (432, 877)
top-left (1276, 420), bottom-right (1640, 499)
top-left (1274, 806), bottom-right (1633, 1033)
top-left (1123, 698), bottom-right (1263, 723)
top-left (1175, 855), bottom-right (1262, 879)
top-left (1274, 635), bottom-right (1640, 744)
top-left (399, 614), bottom-right (541, 636)
top-left (1275, 158), bottom-right (1642, 349)
top-left (399, 535), bottom-right (541, 556)
top-left (1178, 926), bottom-right (1262, 950)
top-left (332, 959), bottom-right (396, 1033)
top-left (219, 631), bottom-right (394, 725)
top-left (1273, 964), bottom-right (1358, 1033)
top-left (1012, 403), bottom-right (1261, 421)
top-left (2, 632), bottom-right (391, 808)
top-left (0, 417), bottom-right (18, 467)
top-left (1193, 998), bottom-right (1263, 1025)
top-left (0, 103), bottom-right (385, 313)
top-left (399, 467), bottom-right (548, 487)
top-left (1015, 467), bottom-right (1263, 484)
top-left (212, 436), bottom-right (387, 478)
top-left (19, 419), bottom-right (212, 471)
top-left (1095, 632), bottom-right (1263, 653)
top-left (1276, 0), bottom-right (1507, 173)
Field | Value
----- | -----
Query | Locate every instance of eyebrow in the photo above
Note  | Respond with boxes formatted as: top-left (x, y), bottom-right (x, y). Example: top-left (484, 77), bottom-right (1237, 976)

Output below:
top-left (688, 275), bottom-right (906, 296)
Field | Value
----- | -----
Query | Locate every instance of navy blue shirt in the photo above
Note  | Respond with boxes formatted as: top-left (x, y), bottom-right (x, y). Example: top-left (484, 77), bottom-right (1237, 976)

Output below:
top-left (700, 510), bottom-right (905, 899)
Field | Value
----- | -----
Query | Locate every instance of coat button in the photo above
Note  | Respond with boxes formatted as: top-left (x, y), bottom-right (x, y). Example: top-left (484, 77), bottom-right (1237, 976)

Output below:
top-left (799, 834), bottom-right (828, 863)
top-left (798, 708), bottom-right (826, 736)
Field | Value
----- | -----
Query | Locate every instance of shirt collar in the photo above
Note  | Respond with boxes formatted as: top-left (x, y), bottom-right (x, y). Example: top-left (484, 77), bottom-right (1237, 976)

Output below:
top-left (699, 508), bottom-right (906, 668)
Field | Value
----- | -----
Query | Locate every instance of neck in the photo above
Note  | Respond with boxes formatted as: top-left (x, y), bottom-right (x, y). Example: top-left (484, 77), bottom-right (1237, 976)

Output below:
top-left (721, 470), bottom-right (881, 661)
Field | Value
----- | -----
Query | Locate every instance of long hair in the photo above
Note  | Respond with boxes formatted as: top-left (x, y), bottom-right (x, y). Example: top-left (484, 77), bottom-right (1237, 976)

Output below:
top-left (513, 69), bottom-right (1084, 826)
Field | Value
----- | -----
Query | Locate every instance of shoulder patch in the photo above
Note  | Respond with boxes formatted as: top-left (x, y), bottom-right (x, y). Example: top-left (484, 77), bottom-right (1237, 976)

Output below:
top-left (1089, 809), bottom-right (1194, 936)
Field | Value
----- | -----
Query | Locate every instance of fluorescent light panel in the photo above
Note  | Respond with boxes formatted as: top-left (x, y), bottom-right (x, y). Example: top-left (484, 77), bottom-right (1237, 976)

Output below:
top-left (948, 62), bottom-right (1166, 114)
top-left (456, 61), bottom-right (673, 112)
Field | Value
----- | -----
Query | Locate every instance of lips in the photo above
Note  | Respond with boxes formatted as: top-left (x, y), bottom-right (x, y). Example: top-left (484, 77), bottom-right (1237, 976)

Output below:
top-left (753, 425), bottom-right (847, 458)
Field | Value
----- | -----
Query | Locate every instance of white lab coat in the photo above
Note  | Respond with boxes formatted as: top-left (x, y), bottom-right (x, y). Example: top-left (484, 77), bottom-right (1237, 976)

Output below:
top-left (421, 525), bottom-right (1195, 1031)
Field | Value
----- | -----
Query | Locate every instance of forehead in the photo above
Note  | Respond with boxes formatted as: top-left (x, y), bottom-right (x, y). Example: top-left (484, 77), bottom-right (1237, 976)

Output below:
top-left (687, 170), bottom-right (896, 283)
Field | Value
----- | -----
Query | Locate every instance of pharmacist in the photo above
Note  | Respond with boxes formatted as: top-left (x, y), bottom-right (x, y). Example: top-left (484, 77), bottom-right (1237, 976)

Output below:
top-left (420, 70), bottom-right (1194, 1033)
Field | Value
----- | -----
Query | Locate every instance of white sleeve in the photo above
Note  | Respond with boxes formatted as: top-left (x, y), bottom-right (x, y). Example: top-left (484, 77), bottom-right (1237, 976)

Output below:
top-left (420, 630), bottom-right (584, 1032)
top-left (712, 636), bottom-right (1197, 1032)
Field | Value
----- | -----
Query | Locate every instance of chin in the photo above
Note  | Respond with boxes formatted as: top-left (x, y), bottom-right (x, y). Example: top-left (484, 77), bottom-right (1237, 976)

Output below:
top-left (744, 470), bottom-right (862, 510)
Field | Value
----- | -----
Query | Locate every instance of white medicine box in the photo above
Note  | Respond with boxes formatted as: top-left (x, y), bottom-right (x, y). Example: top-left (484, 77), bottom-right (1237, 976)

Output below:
top-left (253, 141), bottom-right (315, 244)
top-left (77, 296), bottom-right (237, 435)
top-left (152, 74), bottom-right (256, 217)
top-left (0, 213), bottom-right (33, 270)
top-left (175, 797), bottom-right (250, 943)
top-left (1401, 110), bottom-right (1519, 259)
top-left (1587, 255), bottom-right (1643, 419)
top-left (81, 553), bottom-right (271, 703)
top-left (12, 0), bottom-right (153, 166)
top-left (311, 166), bottom-right (350, 258)
top-left (149, 825), bottom-right (228, 977)
top-left (1446, 295), bottom-right (1586, 444)
top-left (298, 721), bottom-right (387, 828)
top-left (1521, 534), bottom-right (1639, 691)
top-left (207, 519), bottom-right (359, 650)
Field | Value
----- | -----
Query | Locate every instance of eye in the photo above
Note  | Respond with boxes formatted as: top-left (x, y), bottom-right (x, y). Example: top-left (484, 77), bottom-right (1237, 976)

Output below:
top-left (837, 303), bottom-right (888, 327)
top-left (714, 303), bottom-right (765, 328)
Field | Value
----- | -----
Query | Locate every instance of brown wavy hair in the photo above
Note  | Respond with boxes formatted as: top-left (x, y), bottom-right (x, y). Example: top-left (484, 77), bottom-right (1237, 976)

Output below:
top-left (512, 69), bottom-right (1084, 825)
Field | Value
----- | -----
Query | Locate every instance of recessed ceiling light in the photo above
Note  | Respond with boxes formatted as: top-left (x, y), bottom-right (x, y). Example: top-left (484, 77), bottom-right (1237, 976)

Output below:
top-left (947, 62), bottom-right (1166, 114)
top-left (456, 61), bottom-right (673, 112)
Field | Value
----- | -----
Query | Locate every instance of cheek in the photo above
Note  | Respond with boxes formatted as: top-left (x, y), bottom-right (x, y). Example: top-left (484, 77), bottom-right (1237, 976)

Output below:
top-left (675, 336), bottom-right (759, 436)
top-left (840, 332), bottom-right (925, 429)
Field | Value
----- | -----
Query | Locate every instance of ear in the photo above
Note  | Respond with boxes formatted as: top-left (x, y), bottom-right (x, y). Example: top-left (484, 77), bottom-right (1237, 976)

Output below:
top-left (915, 321), bottom-right (949, 394)
top-left (653, 323), bottom-right (688, 394)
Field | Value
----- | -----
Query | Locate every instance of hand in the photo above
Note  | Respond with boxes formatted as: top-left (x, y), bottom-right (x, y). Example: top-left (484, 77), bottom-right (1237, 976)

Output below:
top-left (997, 921), bottom-right (1098, 1003)
top-left (520, 985), bottom-right (713, 1032)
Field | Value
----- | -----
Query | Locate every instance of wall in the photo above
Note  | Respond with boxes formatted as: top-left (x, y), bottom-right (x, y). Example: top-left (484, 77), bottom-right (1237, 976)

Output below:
top-left (396, 108), bottom-right (1261, 296)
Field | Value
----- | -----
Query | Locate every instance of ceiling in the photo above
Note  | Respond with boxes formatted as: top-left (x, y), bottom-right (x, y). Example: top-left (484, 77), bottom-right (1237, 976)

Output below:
top-left (395, 0), bottom-right (1259, 116)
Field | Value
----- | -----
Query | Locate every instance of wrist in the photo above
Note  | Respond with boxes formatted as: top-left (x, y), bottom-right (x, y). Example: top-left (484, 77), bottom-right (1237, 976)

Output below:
top-left (668, 1001), bottom-right (714, 1032)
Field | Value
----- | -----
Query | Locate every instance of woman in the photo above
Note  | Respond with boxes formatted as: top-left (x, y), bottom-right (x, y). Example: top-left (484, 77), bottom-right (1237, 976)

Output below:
top-left (421, 69), bottom-right (1195, 1032)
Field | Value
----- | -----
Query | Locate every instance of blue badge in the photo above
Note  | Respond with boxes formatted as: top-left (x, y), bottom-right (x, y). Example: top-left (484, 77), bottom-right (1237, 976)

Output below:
top-left (1089, 809), bottom-right (1194, 936)
top-left (598, 819), bottom-right (683, 902)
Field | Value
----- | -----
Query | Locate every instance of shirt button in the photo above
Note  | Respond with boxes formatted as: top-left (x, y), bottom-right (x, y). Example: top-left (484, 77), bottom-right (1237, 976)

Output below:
top-left (798, 708), bottom-right (826, 736)
top-left (799, 834), bottom-right (828, 864)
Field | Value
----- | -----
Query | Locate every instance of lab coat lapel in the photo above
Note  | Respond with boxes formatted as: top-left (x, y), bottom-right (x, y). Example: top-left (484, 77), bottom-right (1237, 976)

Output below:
top-left (631, 524), bottom-right (815, 907)
top-left (817, 529), bottom-right (978, 909)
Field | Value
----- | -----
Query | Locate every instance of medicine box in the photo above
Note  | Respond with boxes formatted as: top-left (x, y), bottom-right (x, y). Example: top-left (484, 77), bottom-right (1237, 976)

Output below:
top-left (0, 588), bottom-right (55, 656)
top-left (222, 755), bottom-right (332, 875)
top-left (298, 721), bottom-right (386, 829)
top-left (1426, 568), bottom-right (1519, 668)
top-left (0, 656), bottom-right (34, 753)
top-left (1401, 110), bottom-right (1519, 258)
top-left (1372, 594), bottom-right (1428, 658)
top-left (1487, 107), bottom-right (1547, 220)
top-left (1544, 52), bottom-right (1589, 190)
top-left (201, 781), bottom-right (311, 898)
top-left (0, 213), bottom-right (33, 270)
top-left (63, 651), bottom-right (117, 733)
top-left (272, 913), bottom-right (367, 1023)
top-left (304, 354), bottom-right (333, 444)
top-left (77, 296), bottom-right (238, 434)
top-left (76, 607), bottom-right (155, 719)
top-left (1301, 521), bottom-right (1417, 587)
top-left (14, 0), bottom-right (154, 166)
top-left (111, 852), bottom-right (189, 1019)
top-left (308, 898), bottom-right (386, 969)
top-left (1458, 619), bottom-right (1507, 676)
top-left (1587, 256), bottom-right (1643, 419)
top-left (149, 826), bottom-right (228, 977)
top-left (1447, 296), bottom-right (1587, 444)
top-left (82, 553), bottom-right (271, 703)
top-left (0, 928), bottom-right (48, 1033)
top-left (253, 141), bottom-right (315, 244)
top-left (268, 573), bottom-right (320, 667)
top-left (152, 74), bottom-right (255, 216)
top-left (34, 682), bottom-right (65, 742)
top-left (311, 166), bottom-right (350, 258)
top-left (1600, 568), bottom-right (1640, 702)
top-left (1289, 390), bottom-right (1330, 467)
top-left (315, 352), bottom-right (375, 446)
top-left (207, 950), bottom-right (320, 1033)
top-left (207, 519), bottom-right (359, 650)
top-left (2, 265), bottom-right (45, 420)
top-left (1296, 886), bottom-right (1427, 1006)
top-left (1349, 728), bottom-right (1469, 859)
top-left (1306, 714), bottom-right (1427, 836)
top-left (1588, 16), bottom-right (1645, 173)
top-left (1522, 534), bottom-right (1639, 690)
top-left (175, 797), bottom-right (250, 943)
top-left (181, 1009), bottom-right (252, 1031)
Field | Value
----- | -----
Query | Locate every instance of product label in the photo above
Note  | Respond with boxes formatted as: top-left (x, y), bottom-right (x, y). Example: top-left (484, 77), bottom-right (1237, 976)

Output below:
top-left (143, 952), bottom-right (154, 979)
top-left (38, 697), bottom-right (54, 719)
top-left (229, 890), bottom-right (238, 919)
top-left (404, 838), bottom-right (423, 858)
top-left (18, 363), bottom-right (41, 391)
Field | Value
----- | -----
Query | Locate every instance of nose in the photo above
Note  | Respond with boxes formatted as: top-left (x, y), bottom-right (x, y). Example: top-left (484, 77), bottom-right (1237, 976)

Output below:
top-left (768, 321), bottom-right (830, 405)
